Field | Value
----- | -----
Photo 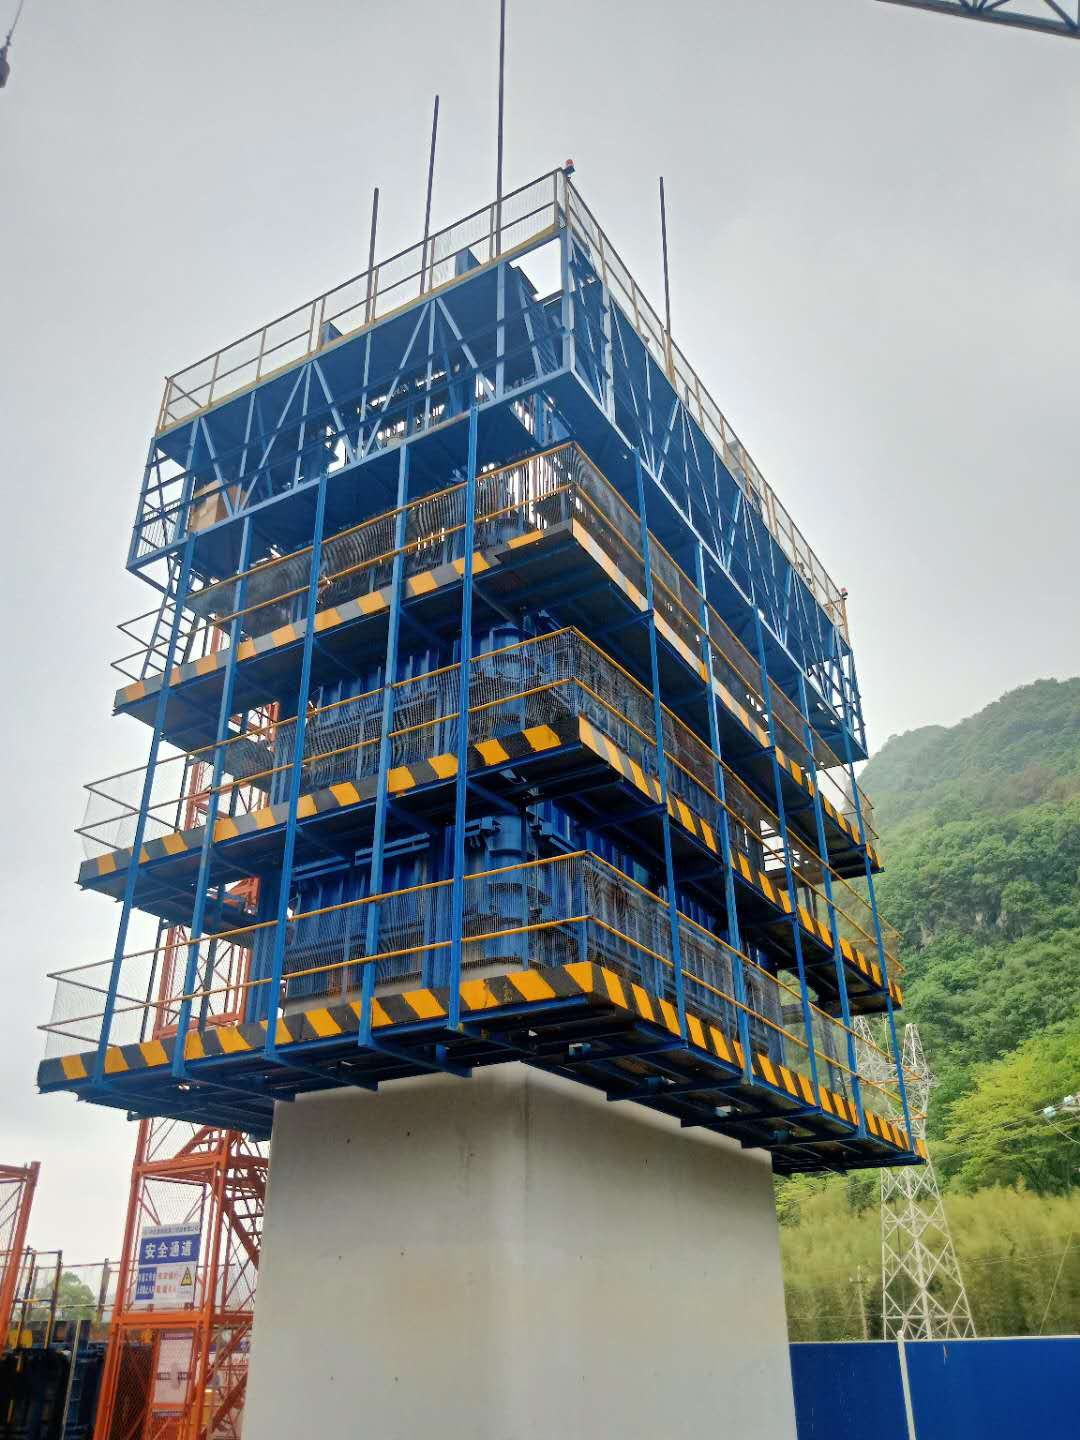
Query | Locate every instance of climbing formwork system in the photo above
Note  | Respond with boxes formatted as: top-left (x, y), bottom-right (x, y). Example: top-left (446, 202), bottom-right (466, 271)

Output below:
top-left (40, 165), bottom-right (923, 1175)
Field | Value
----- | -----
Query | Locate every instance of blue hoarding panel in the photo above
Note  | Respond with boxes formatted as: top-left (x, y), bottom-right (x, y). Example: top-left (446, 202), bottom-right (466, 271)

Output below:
top-left (905, 1337), bottom-right (1080, 1440)
top-left (789, 1342), bottom-right (908, 1440)
top-left (792, 1337), bottom-right (1080, 1440)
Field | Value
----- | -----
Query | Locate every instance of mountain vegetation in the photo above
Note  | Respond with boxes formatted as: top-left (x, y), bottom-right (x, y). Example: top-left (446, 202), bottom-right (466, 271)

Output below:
top-left (778, 678), bottom-right (1080, 1338)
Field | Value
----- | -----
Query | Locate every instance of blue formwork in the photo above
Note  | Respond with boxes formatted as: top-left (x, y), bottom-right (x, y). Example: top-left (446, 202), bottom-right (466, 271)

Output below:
top-left (38, 166), bottom-right (921, 1176)
top-left (790, 1338), bottom-right (1080, 1440)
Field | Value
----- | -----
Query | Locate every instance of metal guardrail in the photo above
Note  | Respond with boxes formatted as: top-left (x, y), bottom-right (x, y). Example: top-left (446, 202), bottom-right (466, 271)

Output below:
top-left (115, 444), bottom-right (878, 850)
top-left (82, 625), bottom-right (900, 977)
top-left (563, 183), bottom-right (850, 640)
top-left (41, 851), bottom-right (907, 1122)
top-left (5, 1254), bottom-right (116, 1346)
top-left (156, 171), bottom-right (564, 431)
top-left (150, 170), bottom-right (848, 641)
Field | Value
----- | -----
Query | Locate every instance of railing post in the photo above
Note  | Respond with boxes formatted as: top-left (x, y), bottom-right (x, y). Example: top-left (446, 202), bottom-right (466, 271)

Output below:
top-left (172, 516), bottom-right (255, 1079)
top-left (559, 222), bottom-right (576, 381)
top-left (93, 536), bottom-right (194, 1085)
top-left (796, 673), bottom-right (866, 1133)
top-left (359, 444), bottom-right (411, 1045)
top-left (839, 724), bottom-right (915, 1147)
top-left (447, 401), bottom-right (480, 1030)
top-left (634, 451), bottom-right (686, 1038)
top-left (262, 472), bottom-right (329, 1058)
top-left (751, 610), bottom-right (821, 1102)
top-left (694, 544), bottom-right (753, 1081)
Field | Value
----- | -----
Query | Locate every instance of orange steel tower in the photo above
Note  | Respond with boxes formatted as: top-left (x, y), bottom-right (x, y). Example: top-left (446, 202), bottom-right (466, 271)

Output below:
top-left (0, 1162), bottom-right (39, 1345)
top-left (94, 738), bottom-right (268, 1440)
top-left (92, 1120), bottom-right (265, 1440)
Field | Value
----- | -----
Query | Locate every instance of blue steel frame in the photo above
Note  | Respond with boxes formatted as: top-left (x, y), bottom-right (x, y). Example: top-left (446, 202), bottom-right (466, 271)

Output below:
top-left (48, 168), bottom-right (915, 1172)
top-left (876, 0), bottom-right (1080, 41)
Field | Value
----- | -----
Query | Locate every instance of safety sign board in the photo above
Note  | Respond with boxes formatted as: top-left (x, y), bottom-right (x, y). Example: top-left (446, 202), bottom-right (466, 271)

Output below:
top-left (134, 1222), bottom-right (201, 1309)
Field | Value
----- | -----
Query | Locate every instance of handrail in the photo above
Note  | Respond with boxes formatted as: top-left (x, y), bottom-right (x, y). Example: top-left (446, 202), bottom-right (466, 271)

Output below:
top-left (152, 169), bottom-right (848, 644)
top-left (42, 850), bottom-right (914, 1122)
top-left (156, 171), bottom-right (566, 430)
top-left (83, 625), bottom-right (900, 978)
top-left (116, 442), bottom-right (877, 847)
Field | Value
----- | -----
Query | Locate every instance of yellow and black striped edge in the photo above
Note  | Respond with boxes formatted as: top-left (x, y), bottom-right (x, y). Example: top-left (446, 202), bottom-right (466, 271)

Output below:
top-left (37, 959), bottom-right (921, 1159)
top-left (116, 518), bottom-right (880, 872)
top-left (569, 521), bottom-right (881, 868)
top-left (115, 543), bottom-right (512, 708)
top-left (577, 720), bottom-right (902, 1007)
top-left (80, 712), bottom-right (901, 1007)
top-left (79, 719), bottom-right (578, 883)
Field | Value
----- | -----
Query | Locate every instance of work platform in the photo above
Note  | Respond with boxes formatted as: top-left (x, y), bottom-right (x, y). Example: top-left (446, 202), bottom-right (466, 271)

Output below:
top-left (40, 165), bottom-right (918, 1176)
top-left (40, 953), bottom-right (922, 1175)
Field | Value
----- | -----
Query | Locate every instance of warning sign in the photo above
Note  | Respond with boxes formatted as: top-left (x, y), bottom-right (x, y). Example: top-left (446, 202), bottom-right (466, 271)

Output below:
top-left (134, 1223), bottom-right (201, 1310)
top-left (153, 1330), bottom-right (195, 1407)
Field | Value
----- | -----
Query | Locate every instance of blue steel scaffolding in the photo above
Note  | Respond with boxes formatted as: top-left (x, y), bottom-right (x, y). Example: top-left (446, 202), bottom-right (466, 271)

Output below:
top-left (40, 167), bottom-right (922, 1175)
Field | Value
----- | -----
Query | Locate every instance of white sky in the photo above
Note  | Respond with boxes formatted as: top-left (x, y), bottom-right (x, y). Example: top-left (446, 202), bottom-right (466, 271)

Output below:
top-left (1, 0), bottom-right (1078, 1258)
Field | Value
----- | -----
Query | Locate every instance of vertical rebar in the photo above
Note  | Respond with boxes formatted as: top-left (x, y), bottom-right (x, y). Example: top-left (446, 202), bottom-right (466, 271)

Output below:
top-left (422, 96), bottom-right (440, 291)
top-left (365, 186), bottom-right (380, 323)
top-left (659, 176), bottom-right (674, 380)
top-left (495, 0), bottom-right (507, 255)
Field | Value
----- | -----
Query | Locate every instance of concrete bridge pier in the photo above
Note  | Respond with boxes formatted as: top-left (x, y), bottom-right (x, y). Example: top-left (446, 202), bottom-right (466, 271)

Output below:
top-left (244, 1066), bottom-right (798, 1440)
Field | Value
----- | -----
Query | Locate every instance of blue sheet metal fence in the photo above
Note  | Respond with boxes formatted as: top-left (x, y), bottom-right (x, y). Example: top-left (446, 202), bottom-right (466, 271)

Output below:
top-left (790, 1336), bottom-right (1079, 1440)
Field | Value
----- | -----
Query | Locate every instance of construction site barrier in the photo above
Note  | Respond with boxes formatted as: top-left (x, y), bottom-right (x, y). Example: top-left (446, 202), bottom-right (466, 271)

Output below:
top-left (789, 1337), bottom-right (1080, 1440)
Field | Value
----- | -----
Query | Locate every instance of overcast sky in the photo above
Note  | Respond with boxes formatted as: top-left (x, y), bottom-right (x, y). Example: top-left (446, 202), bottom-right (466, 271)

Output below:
top-left (1, 0), bottom-right (1078, 1258)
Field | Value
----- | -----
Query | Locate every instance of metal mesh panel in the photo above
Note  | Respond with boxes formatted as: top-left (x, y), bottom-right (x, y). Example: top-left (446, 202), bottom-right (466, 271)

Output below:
top-left (43, 850), bottom-right (893, 1107)
top-left (119, 440), bottom-right (877, 850)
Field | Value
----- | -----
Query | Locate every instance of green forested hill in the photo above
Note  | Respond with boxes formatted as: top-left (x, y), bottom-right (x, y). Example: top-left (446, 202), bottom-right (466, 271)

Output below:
top-left (863, 678), bottom-right (1080, 832)
top-left (864, 678), bottom-right (1080, 1144)
top-left (778, 678), bottom-right (1080, 1337)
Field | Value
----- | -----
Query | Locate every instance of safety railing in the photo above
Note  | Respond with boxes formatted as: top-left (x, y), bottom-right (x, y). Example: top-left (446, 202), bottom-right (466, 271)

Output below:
top-left (157, 171), bottom-right (565, 430)
top-left (5, 1253), bottom-right (117, 1346)
top-left (116, 442), bottom-right (878, 853)
top-left (563, 181), bottom-right (849, 640)
top-left (42, 851), bottom-right (909, 1126)
top-left (571, 455), bottom-right (877, 849)
top-left (152, 169), bottom-right (847, 651)
top-left (83, 626), bottom-right (901, 985)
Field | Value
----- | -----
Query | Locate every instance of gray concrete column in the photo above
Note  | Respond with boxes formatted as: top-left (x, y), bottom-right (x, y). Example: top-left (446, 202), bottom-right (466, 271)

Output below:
top-left (245, 1066), bottom-right (798, 1440)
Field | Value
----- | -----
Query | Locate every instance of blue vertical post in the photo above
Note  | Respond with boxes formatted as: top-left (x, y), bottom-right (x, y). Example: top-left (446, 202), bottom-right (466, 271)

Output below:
top-left (751, 612), bottom-right (821, 1099)
top-left (358, 445), bottom-right (411, 1045)
top-left (559, 221), bottom-right (576, 381)
top-left (94, 536), bottom-right (195, 1085)
top-left (172, 516), bottom-right (254, 1077)
top-left (447, 401), bottom-right (479, 1031)
top-left (634, 452), bottom-right (686, 1037)
top-left (694, 544), bottom-right (753, 1081)
top-left (796, 673), bottom-right (865, 1132)
top-left (840, 725), bottom-right (915, 1145)
top-left (263, 474), bottom-right (329, 1057)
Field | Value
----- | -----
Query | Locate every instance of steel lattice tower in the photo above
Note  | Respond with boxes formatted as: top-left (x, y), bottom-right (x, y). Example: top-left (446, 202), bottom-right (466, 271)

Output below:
top-left (855, 1020), bottom-right (975, 1339)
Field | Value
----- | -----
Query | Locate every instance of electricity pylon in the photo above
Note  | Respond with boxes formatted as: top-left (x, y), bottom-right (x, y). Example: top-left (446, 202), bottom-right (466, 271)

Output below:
top-left (854, 1020), bottom-right (976, 1339)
